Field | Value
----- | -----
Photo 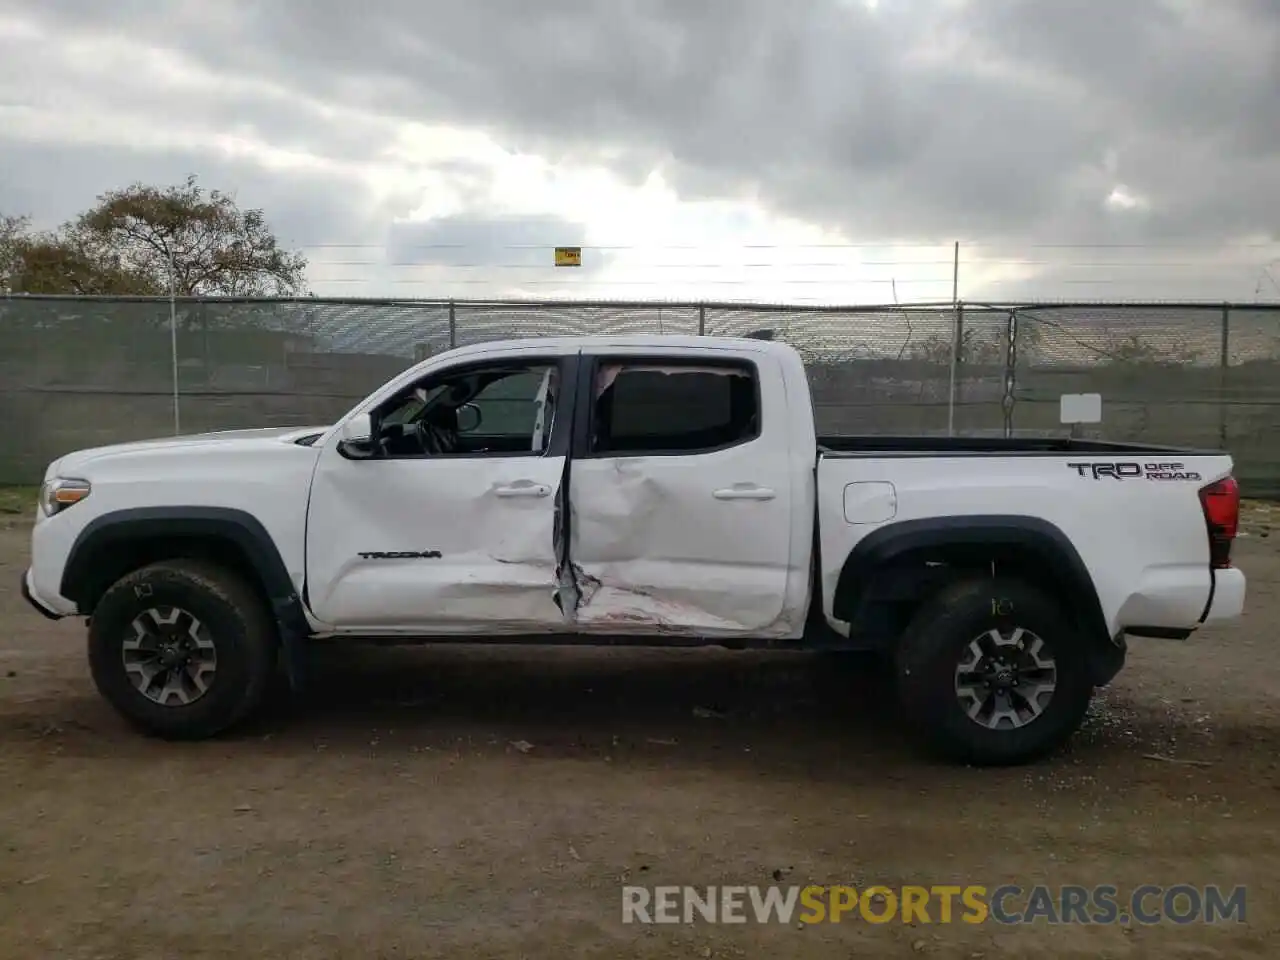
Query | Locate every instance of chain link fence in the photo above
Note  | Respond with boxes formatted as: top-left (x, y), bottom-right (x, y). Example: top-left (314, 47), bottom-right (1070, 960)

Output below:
top-left (3, 295), bottom-right (1279, 494)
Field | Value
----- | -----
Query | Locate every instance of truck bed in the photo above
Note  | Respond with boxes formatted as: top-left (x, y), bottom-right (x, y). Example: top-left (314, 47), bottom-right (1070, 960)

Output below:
top-left (817, 435), bottom-right (1217, 457)
top-left (813, 439), bottom-right (1238, 642)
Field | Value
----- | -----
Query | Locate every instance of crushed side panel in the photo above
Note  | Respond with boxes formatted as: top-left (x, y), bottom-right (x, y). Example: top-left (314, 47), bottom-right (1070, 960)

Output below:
top-left (566, 457), bottom-right (792, 636)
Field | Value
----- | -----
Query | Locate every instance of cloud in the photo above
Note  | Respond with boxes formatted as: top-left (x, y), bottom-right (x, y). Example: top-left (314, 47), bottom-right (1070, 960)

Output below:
top-left (3, 0), bottom-right (1280, 302)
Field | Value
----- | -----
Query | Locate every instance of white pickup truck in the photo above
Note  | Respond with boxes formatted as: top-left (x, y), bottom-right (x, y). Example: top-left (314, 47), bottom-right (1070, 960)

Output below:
top-left (21, 335), bottom-right (1246, 764)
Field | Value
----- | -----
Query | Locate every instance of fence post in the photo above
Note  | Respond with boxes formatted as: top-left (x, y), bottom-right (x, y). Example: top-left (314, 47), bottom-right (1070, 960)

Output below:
top-left (448, 299), bottom-right (456, 350)
top-left (947, 300), bottom-right (964, 436)
top-left (698, 303), bottom-right (706, 337)
top-left (1219, 303), bottom-right (1230, 448)
top-left (1003, 308), bottom-right (1018, 439)
top-left (168, 251), bottom-right (180, 435)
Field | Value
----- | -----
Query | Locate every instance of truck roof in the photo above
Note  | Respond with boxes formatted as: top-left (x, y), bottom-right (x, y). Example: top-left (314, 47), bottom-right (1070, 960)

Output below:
top-left (442, 334), bottom-right (797, 362)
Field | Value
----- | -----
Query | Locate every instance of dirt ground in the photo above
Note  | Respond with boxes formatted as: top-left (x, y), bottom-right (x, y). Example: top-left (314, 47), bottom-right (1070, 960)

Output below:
top-left (1, 503), bottom-right (1279, 959)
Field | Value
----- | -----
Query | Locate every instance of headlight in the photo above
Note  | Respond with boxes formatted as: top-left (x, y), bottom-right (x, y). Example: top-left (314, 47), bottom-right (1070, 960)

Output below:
top-left (40, 478), bottom-right (91, 517)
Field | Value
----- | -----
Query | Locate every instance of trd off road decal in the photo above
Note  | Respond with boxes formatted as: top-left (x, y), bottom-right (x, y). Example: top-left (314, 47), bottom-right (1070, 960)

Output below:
top-left (1067, 462), bottom-right (1202, 481)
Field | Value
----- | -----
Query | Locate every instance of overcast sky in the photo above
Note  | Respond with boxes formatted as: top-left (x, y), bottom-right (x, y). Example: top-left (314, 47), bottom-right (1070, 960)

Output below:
top-left (2, 0), bottom-right (1280, 303)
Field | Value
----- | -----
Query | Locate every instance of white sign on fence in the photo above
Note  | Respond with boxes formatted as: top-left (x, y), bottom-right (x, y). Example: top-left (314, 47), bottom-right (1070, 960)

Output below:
top-left (1059, 393), bottom-right (1102, 425)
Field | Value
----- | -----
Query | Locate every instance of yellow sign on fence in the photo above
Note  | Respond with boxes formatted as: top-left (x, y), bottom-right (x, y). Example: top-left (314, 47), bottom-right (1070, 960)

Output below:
top-left (554, 246), bottom-right (582, 267)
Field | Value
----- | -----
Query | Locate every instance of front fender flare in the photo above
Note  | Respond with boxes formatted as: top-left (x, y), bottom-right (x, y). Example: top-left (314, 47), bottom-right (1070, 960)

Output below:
top-left (61, 506), bottom-right (311, 690)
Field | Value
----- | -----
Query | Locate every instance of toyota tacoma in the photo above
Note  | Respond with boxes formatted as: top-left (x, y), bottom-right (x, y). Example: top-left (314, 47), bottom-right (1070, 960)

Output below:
top-left (21, 335), bottom-right (1247, 764)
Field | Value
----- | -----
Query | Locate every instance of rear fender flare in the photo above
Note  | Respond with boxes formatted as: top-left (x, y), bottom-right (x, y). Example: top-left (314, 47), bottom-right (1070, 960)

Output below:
top-left (832, 515), bottom-right (1115, 679)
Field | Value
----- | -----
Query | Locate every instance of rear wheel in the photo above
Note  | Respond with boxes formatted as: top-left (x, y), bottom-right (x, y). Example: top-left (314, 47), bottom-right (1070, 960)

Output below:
top-left (87, 559), bottom-right (278, 739)
top-left (894, 577), bottom-right (1094, 766)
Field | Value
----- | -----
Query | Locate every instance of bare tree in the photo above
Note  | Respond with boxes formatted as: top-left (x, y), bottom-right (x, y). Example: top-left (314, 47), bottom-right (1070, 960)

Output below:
top-left (3, 177), bottom-right (307, 298)
top-left (73, 175), bottom-right (307, 296)
top-left (0, 213), bottom-right (29, 292)
top-left (3, 223), bottom-right (161, 296)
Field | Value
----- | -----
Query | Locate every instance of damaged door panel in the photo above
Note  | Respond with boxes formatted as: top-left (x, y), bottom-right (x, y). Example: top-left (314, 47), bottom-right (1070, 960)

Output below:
top-left (564, 354), bottom-right (800, 636)
top-left (304, 355), bottom-right (579, 633)
top-left (551, 447), bottom-right (580, 617)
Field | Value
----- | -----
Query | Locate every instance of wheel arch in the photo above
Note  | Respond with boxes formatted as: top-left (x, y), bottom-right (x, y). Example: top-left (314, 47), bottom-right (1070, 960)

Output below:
top-left (60, 507), bottom-right (310, 687)
top-left (832, 514), bottom-right (1119, 684)
top-left (62, 507), bottom-right (292, 612)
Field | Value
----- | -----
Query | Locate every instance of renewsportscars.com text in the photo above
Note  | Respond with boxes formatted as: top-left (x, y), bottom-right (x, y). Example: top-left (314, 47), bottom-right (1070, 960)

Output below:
top-left (621, 884), bottom-right (1247, 926)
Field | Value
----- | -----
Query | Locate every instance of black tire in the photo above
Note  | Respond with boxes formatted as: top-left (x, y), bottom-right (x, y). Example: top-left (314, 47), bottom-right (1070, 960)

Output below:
top-left (87, 559), bottom-right (279, 740)
top-left (894, 577), bottom-right (1094, 766)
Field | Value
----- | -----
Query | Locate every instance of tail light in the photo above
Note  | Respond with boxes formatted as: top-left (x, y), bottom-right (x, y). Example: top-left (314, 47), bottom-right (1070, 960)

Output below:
top-left (1198, 475), bottom-right (1240, 569)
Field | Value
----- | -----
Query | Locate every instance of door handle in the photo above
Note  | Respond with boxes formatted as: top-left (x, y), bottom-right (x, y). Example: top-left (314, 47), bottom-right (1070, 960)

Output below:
top-left (713, 484), bottom-right (776, 501)
top-left (494, 481), bottom-right (552, 498)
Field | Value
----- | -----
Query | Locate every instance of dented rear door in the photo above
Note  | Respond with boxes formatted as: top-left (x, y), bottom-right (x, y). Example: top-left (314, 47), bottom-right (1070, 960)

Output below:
top-left (565, 349), bottom-right (795, 636)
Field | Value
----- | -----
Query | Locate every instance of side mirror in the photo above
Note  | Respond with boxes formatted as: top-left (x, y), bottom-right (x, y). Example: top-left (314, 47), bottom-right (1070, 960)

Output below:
top-left (341, 413), bottom-right (374, 443)
top-left (337, 413), bottom-right (376, 457)
top-left (457, 402), bottom-right (483, 433)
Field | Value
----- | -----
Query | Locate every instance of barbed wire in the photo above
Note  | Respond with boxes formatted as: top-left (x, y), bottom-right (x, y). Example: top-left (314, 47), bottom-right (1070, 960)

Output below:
top-left (288, 243), bottom-right (1280, 302)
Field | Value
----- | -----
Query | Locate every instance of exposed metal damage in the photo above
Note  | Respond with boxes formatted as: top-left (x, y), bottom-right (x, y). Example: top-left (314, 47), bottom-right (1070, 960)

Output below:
top-left (570, 562), bottom-right (601, 608)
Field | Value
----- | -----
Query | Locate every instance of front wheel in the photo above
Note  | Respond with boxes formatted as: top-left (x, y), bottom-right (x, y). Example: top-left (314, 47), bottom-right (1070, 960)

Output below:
top-left (894, 577), bottom-right (1095, 766)
top-left (87, 559), bottom-right (279, 739)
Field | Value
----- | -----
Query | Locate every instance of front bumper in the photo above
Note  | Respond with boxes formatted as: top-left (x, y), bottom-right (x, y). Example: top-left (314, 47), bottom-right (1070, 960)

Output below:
top-left (20, 568), bottom-right (65, 621)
